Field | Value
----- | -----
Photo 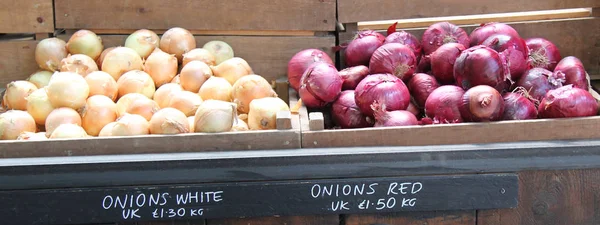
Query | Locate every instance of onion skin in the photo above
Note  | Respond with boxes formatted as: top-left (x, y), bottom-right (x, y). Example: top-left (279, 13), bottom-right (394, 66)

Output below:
top-left (154, 83), bottom-right (183, 108)
top-left (26, 88), bottom-right (55, 125)
top-left (407, 101), bottom-right (421, 117)
top-left (408, 73), bottom-right (440, 108)
top-left (4, 80), bottom-right (38, 110)
top-left (538, 85), bottom-right (598, 118)
top-left (0, 110), bottom-right (37, 140)
top-left (355, 73), bottom-right (410, 117)
top-left (17, 132), bottom-right (48, 141)
top-left (168, 91), bottom-right (203, 116)
top-left (430, 43), bottom-right (466, 84)
top-left (421, 22), bottom-right (470, 55)
top-left (124, 29), bottom-right (160, 59)
top-left (125, 97), bottom-right (159, 121)
top-left (194, 100), bottom-right (236, 133)
top-left (371, 101), bottom-right (418, 127)
top-left (59, 54), bottom-right (99, 77)
top-left (117, 70), bottom-right (156, 99)
top-left (331, 90), bottom-right (372, 129)
top-left (344, 30), bottom-right (386, 67)
top-left (111, 113), bottom-right (150, 136)
top-left (287, 49), bottom-right (334, 91)
top-left (27, 71), bottom-right (53, 88)
top-left (143, 49), bottom-right (178, 87)
top-left (101, 47), bottom-right (144, 81)
top-left (232, 75), bottom-right (278, 114)
top-left (45, 107), bottom-right (82, 138)
top-left (180, 61), bottom-right (212, 93)
top-left (66, 30), bottom-right (104, 60)
top-left (159, 27), bottom-right (196, 61)
top-left (116, 93), bottom-right (148, 118)
top-left (526, 38), bottom-right (561, 71)
top-left (515, 68), bottom-right (562, 102)
top-left (424, 85), bottom-right (465, 124)
top-left (247, 97), bottom-right (290, 130)
top-left (369, 43), bottom-right (417, 82)
top-left (384, 31), bottom-right (422, 62)
top-left (85, 71), bottom-right (118, 101)
top-left (339, 65), bottom-right (369, 90)
top-left (202, 40), bottom-right (235, 65)
top-left (46, 72), bottom-right (90, 109)
top-left (481, 34), bottom-right (529, 80)
top-left (502, 91), bottom-right (538, 120)
top-left (35, 38), bottom-right (68, 72)
top-left (182, 48), bottom-right (216, 67)
top-left (49, 124), bottom-right (88, 139)
top-left (459, 85), bottom-right (505, 122)
top-left (81, 95), bottom-right (117, 136)
top-left (98, 122), bottom-right (116, 137)
top-left (553, 56), bottom-right (590, 90)
top-left (96, 47), bottom-right (116, 70)
top-left (298, 62), bottom-right (343, 108)
top-left (149, 108), bottom-right (189, 134)
top-left (453, 45), bottom-right (510, 92)
top-left (469, 22), bottom-right (521, 47)
top-left (199, 76), bottom-right (233, 102)
top-left (210, 57), bottom-right (254, 85)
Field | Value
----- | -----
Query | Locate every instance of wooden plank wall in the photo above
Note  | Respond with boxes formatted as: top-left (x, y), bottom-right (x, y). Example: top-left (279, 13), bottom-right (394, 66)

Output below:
top-left (0, 0), bottom-right (54, 33)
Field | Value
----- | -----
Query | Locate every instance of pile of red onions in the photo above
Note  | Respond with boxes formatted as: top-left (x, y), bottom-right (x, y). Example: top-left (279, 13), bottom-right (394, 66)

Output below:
top-left (553, 56), bottom-right (590, 90)
top-left (514, 68), bottom-right (563, 102)
top-left (339, 65), bottom-right (369, 90)
top-left (298, 62), bottom-right (343, 108)
top-left (424, 85), bottom-right (465, 124)
top-left (459, 85), bottom-right (504, 122)
top-left (331, 90), bottom-right (372, 128)
top-left (384, 29), bottom-right (422, 62)
top-left (369, 43), bottom-right (417, 82)
top-left (430, 43), bottom-right (466, 84)
top-left (421, 22), bottom-right (470, 55)
top-left (408, 73), bottom-right (440, 108)
top-left (371, 101), bottom-right (418, 127)
top-left (287, 49), bottom-right (334, 91)
top-left (526, 38), bottom-right (561, 71)
top-left (344, 30), bottom-right (386, 67)
top-left (469, 22), bottom-right (521, 47)
top-left (481, 34), bottom-right (529, 80)
top-left (538, 85), bottom-right (598, 118)
top-left (453, 45), bottom-right (510, 92)
top-left (355, 73), bottom-right (410, 117)
top-left (502, 88), bottom-right (538, 120)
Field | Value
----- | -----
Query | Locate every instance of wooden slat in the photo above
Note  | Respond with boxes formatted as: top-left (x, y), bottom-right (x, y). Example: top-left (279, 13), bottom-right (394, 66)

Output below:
top-left (57, 34), bottom-right (336, 83)
top-left (338, 0), bottom-right (600, 23)
top-left (83, 29), bottom-right (316, 37)
top-left (55, 0), bottom-right (336, 31)
top-left (0, 0), bottom-right (53, 33)
top-left (302, 115), bottom-right (600, 148)
top-left (0, 40), bottom-right (39, 88)
top-left (206, 215), bottom-right (339, 225)
top-left (344, 211), bottom-right (475, 225)
top-left (478, 169), bottom-right (600, 225)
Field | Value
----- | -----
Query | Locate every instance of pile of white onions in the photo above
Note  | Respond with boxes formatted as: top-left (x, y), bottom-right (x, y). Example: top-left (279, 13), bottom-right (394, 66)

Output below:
top-left (0, 27), bottom-right (291, 141)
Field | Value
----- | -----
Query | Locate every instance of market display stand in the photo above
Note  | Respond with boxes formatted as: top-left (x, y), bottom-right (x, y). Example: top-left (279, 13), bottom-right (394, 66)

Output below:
top-left (1, 1), bottom-right (600, 225)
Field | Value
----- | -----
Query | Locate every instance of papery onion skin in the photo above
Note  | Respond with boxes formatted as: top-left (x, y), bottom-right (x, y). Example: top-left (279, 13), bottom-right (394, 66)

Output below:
top-left (124, 29), bottom-right (160, 59)
top-left (355, 73), bottom-right (410, 117)
top-left (182, 48), bottom-right (216, 67)
top-left (199, 76), bottom-right (233, 102)
top-left (35, 38), bottom-right (68, 72)
top-left (160, 27), bottom-right (196, 61)
top-left (287, 49), bottom-right (334, 91)
top-left (298, 62), bottom-right (343, 108)
top-left (168, 91), bottom-right (203, 116)
top-left (116, 93), bottom-right (148, 118)
top-left (459, 85), bottom-right (504, 122)
top-left (171, 74), bottom-right (181, 84)
top-left (101, 47), bottom-right (144, 81)
top-left (232, 74), bottom-right (278, 114)
top-left (194, 100), bottom-right (236, 133)
top-left (515, 68), bottom-right (562, 102)
top-left (180, 61), bottom-right (212, 93)
top-left (384, 31), bottom-right (422, 62)
top-left (407, 101), bottom-right (421, 117)
top-left (203, 40), bottom-right (235, 65)
top-left (98, 122), bottom-right (116, 137)
top-left (371, 101), bottom-right (419, 127)
top-left (408, 73), bottom-right (440, 108)
top-left (339, 65), bottom-right (369, 90)
top-left (538, 85), bottom-right (598, 118)
top-left (421, 22), bottom-right (470, 55)
top-left (247, 97), bottom-right (290, 130)
top-left (345, 30), bottom-right (386, 67)
top-left (430, 43), bottom-right (466, 84)
top-left (149, 107), bottom-right (190, 134)
top-left (502, 91), bottom-right (538, 120)
top-left (111, 113), bottom-right (150, 136)
top-left (59, 54), bottom-right (99, 77)
top-left (210, 57), bottom-right (254, 85)
top-left (331, 90), bottom-right (372, 129)
top-left (154, 83), bottom-right (183, 108)
top-left (553, 56), bottom-right (590, 90)
top-left (369, 43), bottom-right (417, 82)
top-left (526, 38), bottom-right (562, 71)
top-left (81, 95), bottom-right (117, 136)
top-left (26, 88), bottom-right (55, 125)
top-left (187, 116), bottom-right (195, 133)
top-left (66, 30), bottom-right (104, 60)
top-left (49, 123), bottom-right (88, 139)
top-left (27, 71), bottom-right (53, 88)
top-left (17, 131), bottom-right (48, 141)
top-left (4, 80), bottom-right (38, 110)
top-left (85, 71), bottom-right (118, 101)
top-left (124, 97), bottom-right (159, 121)
top-left (424, 85), bottom-right (465, 124)
top-left (469, 22), bottom-right (521, 47)
top-left (0, 110), bottom-right (37, 140)
top-left (481, 34), bottom-right (529, 80)
top-left (143, 49), bottom-right (178, 87)
top-left (46, 72), bottom-right (90, 109)
top-left (45, 107), bottom-right (82, 138)
top-left (116, 70), bottom-right (156, 99)
top-left (96, 47), bottom-right (115, 70)
top-left (453, 45), bottom-right (510, 92)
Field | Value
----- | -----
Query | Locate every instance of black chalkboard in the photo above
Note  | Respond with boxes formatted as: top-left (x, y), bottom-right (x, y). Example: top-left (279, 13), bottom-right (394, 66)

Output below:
top-left (0, 174), bottom-right (518, 225)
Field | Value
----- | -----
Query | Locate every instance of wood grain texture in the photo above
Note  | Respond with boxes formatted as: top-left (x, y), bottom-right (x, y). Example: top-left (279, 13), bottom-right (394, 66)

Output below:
top-left (57, 34), bottom-right (336, 83)
top-left (302, 115), bottom-right (600, 148)
top-left (338, 0), bottom-right (600, 23)
top-left (478, 169), bottom-right (600, 225)
top-left (207, 215), bottom-right (339, 225)
top-left (0, 40), bottom-right (39, 88)
top-left (0, 0), bottom-right (54, 33)
top-left (55, 0), bottom-right (336, 31)
top-left (344, 211), bottom-right (475, 225)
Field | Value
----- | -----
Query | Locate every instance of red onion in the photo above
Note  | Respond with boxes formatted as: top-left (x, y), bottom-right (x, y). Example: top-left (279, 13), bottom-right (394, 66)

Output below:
top-left (287, 49), bottom-right (334, 91)
top-left (424, 85), bottom-right (465, 124)
top-left (469, 22), bottom-right (521, 47)
top-left (371, 101), bottom-right (418, 127)
top-left (421, 22), bottom-right (470, 55)
top-left (460, 85), bottom-right (504, 122)
top-left (553, 56), bottom-right (590, 90)
top-left (416, 54), bottom-right (431, 73)
top-left (538, 85), bottom-right (598, 118)
top-left (453, 45), bottom-right (510, 92)
top-left (344, 30), bottom-right (386, 67)
top-left (384, 31), bottom-right (422, 62)
top-left (430, 43), bottom-right (466, 84)
top-left (339, 65), bottom-right (370, 90)
top-left (355, 73), bottom-right (410, 117)
top-left (407, 100), bottom-right (421, 117)
top-left (526, 38), bottom-right (561, 71)
top-left (408, 73), bottom-right (440, 108)
top-left (298, 62), bottom-right (343, 108)
top-left (369, 43), bottom-right (417, 82)
top-left (502, 88), bottom-right (538, 120)
top-left (514, 68), bottom-right (563, 102)
top-left (481, 34), bottom-right (529, 80)
top-left (331, 90), bottom-right (372, 128)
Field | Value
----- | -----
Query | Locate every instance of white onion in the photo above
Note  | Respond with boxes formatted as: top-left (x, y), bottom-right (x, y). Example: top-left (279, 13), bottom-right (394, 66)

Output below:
top-left (46, 72), bottom-right (90, 109)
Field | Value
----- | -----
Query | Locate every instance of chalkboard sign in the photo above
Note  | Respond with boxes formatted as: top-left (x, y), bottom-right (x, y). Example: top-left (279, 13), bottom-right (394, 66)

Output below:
top-left (0, 174), bottom-right (517, 225)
